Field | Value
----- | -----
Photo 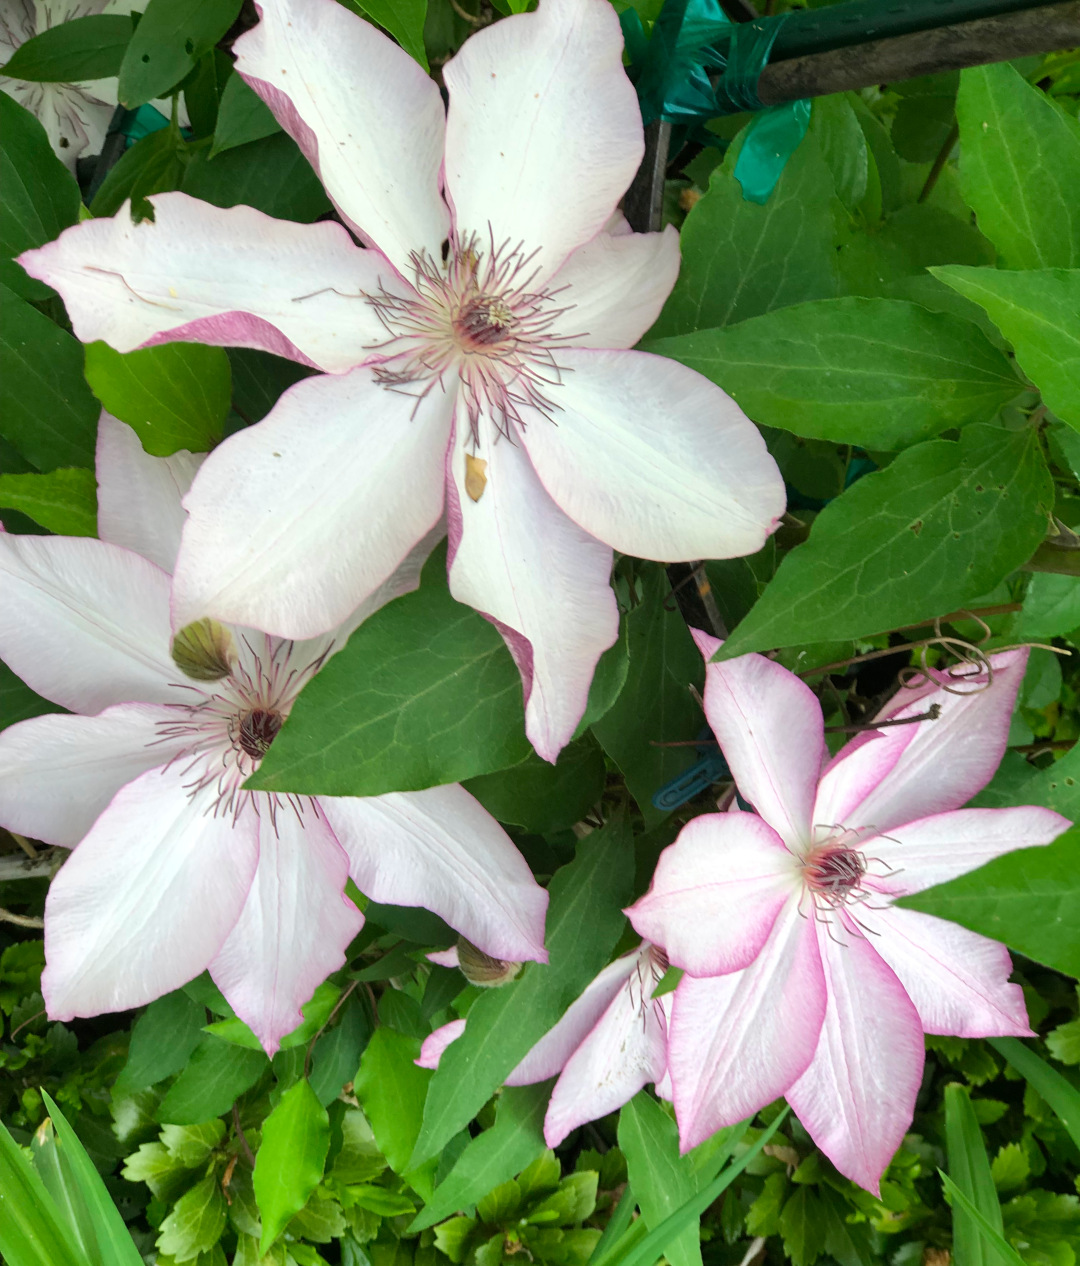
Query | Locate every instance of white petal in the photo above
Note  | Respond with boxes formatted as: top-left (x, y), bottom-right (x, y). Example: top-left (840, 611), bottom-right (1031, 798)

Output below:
top-left (96, 412), bottom-right (202, 573)
top-left (19, 193), bottom-right (401, 373)
top-left (209, 801), bottom-right (363, 1056)
top-left (447, 415), bottom-right (618, 761)
top-left (172, 374), bottom-right (453, 639)
top-left (519, 349), bottom-right (784, 562)
top-left (0, 705), bottom-right (182, 848)
top-left (787, 925), bottom-right (924, 1195)
top-left (234, 0), bottom-right (449, 275)
top-left (319, 783), bottom-right (548, 964)
top-left (443, 0), bottom-right (643, 281)
top-left (0, 533), bottom-right (180, 712)
top-left (42, 765), bottom-right (259, 1020)
top-left (546, 224), bottom-right (680, 350)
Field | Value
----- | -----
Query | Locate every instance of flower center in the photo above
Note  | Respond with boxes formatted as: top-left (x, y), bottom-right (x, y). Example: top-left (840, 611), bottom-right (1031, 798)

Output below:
top-left (363, 231), bottom-right (579, 439)
top-left (236, 707), bottom-right (283, 759)
top-left (801, 844), bottom-right (868, 908)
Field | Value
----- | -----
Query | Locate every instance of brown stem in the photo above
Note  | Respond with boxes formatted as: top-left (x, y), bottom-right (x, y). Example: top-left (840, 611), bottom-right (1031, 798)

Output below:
top-left (918, 121), bottom-right (959, 203)
top-left (0, 908), bottom-right (44, 929)
top-left (304, 979), bottom-right (359, 1080)
top-left (1010, 740), bottom-right (1076, 753)
top-left (232, 1105), bottom-right (257, 1169)
top-left (824, 705), bottom-right (941, 734)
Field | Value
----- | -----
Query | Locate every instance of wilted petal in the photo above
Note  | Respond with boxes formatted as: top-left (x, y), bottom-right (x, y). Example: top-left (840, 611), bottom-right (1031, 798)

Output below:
top-left (42, 765), bottom-right (259, 1021)
top-left (447, 416), bottom-right (618, 761)
top-left (505, 950), bottom-right (641, 1086)
top-left (669, 899), bottom-right (826, 1149)
top-left (861, 906), bottom-right (1031, 1038)
top-left (0, 533), bottom-right (180, 712)
top-left (208, 801), bottom-right (363, 1056)
top-left (18, 193), bottom-right (399, 372)
top-left (546, 223), bottom-right (680, 350)
top-left (173, 374), bottom-right (452, 639)
top-left (863, 806), bottom-right (1069, 897)
top-left (787, 925), bottom-right (924, 1195)
top-left (319, 784), bottom-right (548, 964)
top-left (841, 650), bottom-right (1030, 833)
top-left (96, 412), bottom-right (202, 573)
top-left (543, 970), bottom-right (668, 1147)
top-left (416, 1019), bottom-right (467, 1069)
top-left (443, 0), bottom-right (642, 281)
top-left (627, 813), bottom-right (798, 976)
top-left (696, 646), bottom-right (824, 849)
top-left (0, 705), bottom-right (182, 847)
top-left (520, 350), bottom-right (784, 563)
top-left (235, 0), bottom-right (449, 275)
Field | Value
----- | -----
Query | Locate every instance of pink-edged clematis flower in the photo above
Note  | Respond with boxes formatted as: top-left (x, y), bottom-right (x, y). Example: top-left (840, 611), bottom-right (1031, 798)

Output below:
top-left (17, 0), bottom-right (785, 761)
top-left (627, 632), bottom-right (1070, 1193)
top-left (0, 415), bottom-right (547, 1055)
top-left (417, 941), bottom-right (671, 1146)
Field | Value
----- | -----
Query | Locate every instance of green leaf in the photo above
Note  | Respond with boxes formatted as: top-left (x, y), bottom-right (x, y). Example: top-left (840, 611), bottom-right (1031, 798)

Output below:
top-left (226, 348), bottom-right (314, 424)
top-left (938, 1170), bottom-right (1026, 1266)
top-left (1, 15), bottom-right (133, 83)
top-left (157, 1171), bottom-right (227, 1262)
top-left (346, 0), bottom-right (428, 71)
top-left (208, 73), bottom-right (281, 158)
top-left (157, 1035), bottom-right (267, 1125)
top-left (0, 90), bottom-right (81, 302)
top-left (409, 1082), bottom-right (550, 1231)
top-left (353, 1029), bottom-right (434, 1196)
top-left (987, 1036), bottom-right (1080, 1150)
top-left (88, 125), bottom-right (189, 219)
top-left (249, 551), bottom-right (532, 796)
top-left (181, 132), bottom-right (332, 224)
top-left (900, 824), bottom-right (1080, 978)
top-left (463, 735), bottom-right (605, 833)
top-left (574, 617), bottom-right (630, 737)
top-left (593, 565), bottom-right (704, 827)
top-left (36, 1091), bottom-right (144, 1266)
top-left (83, 340), bottom-right (229, 457)
top-left (0, 282), bottom-right (99, 470)
top-left (956, 62), bottom-right (1080, 269)
top-left (945, 1082), bottom-right (1009, 1266)
top-left (0, 469), bottom-right (96, 536)
top-left (811, 94), bottom-right (868, 214)
top-left (0, 658), bottom-right (63, 732)
top-left (0, 1114), bottom-right (89, 1266)
top-left (118, 0), bottom-right (244, 108)
top-left (618, 1094), bottom-right (703, 1266)
top-left (1046, 1017), bottom-right (1080, 1066)
top-left (116, 990), bottom-right (209, 1094)
top-left (182, 47), bottom-right (233, 139)
top-left (161, 1121), bottom-right (226, 1168)
top-left (779, 1186), bottom-right (828, 1266)
top-left (1014, 572), bottom-right (1080, 639)
top-left (254, 1080), bottom-right (329, 1255)
top-left (204, 982), bottom-right (341, 1052)
top-left (648, 129), bottom-right (841, 338)
top-left (932, 266), bottom-right (1080, 430)
top-left (647, 298), bottom-right (1020, 450)
top-left (717, 424), bottom-right (1053, 658)
top-left (410, 811), bottom-right (634, 1167)
top-left (990, 1143), bottom-right (1030, 1193)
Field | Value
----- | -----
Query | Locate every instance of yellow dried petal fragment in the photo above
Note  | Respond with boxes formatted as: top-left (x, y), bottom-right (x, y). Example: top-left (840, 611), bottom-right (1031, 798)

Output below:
top-left (465, 453), bottom-right (488, 503)
top-left (171, 618), bottom-right (235, 682)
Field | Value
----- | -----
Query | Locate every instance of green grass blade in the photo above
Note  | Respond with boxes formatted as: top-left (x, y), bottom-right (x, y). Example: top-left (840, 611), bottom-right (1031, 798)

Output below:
top-left (39, 1091), bottom-right (144, 1266)
top-left (0, 1116), bottom-right (90, 1266)
top-left (939, 1171), bottom-right (1026, 1266)
top-left (988, 1036), bottom-right (1080, 1150)
top-left (588, 1183), bottom-right (638, 1265)
top-left (944, 1080), bottom-right (1007, 1266)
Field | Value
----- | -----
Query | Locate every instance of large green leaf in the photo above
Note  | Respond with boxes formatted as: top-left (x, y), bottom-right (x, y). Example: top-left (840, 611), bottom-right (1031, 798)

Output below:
top-left (115, 990), bottom-right (209, 1094)
top-left (900, 825), bottom-right (1080, 978)
top-left (0, 658), bottom-right (63, 732)
top-left (88, 127), bottom-right (190, 219)
top-left (593, 565), bottom-right (704, 827)
top-left (253, 1079), bottom-right (329, 1255)
top-left (717, 424), bottom-right (1053, 658)
top-left (157, 1171), bottom-right (227, 1261)
top-left (409, 1082), bottom-right (549, 1231)
top-left (410, 811), bottom-right (634, 1167)
top-left (182, 132), bottom-right (332, 224)
top-left (250, 552), bottom-right (532, 797)
top-left (463, 735), bottom-right (606, 834)
top-left (956, 62), bottom-right (1080, 270)
top-left (0, 283), bottom-right (99, 471)
top-left (345, 0), bottom-right (429, 71)
top-left (157, 1035), bottom-right (268, 1125)
top-left (944, 1083), bottom-right (1010, 1266)
top-left (117, 0), bottom-right (243, 107)
top-left (83, 340), bottom-right (229, 457)
top-left (0, 469), bottom-right (96, 536)
top-left (646, 298), bottom-right (1020, 450)
top-left (353, 1029), bottom-right (435, 1198)
top-left (0, 91), bottom-right (81, 302)
top-left (0, 1115), bottom-right (89, 1266)
top-left (208, 72), bottom-right (281, 158)
top-left (648, 129), bottom-right (842, 338)
top-left (932, 266), bottom-right (1080, 431)
top-left (1, 15), bottom-right (133, 83)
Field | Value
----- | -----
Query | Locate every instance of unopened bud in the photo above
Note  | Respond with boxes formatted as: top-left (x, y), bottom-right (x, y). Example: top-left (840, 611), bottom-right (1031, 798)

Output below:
top-left (171, 618), bottom-right (234, 682)
top-left (456, 937), bottom-right (521, 988)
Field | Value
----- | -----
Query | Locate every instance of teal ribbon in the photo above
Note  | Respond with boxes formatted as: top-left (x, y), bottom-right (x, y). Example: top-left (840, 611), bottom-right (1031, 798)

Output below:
top-left (620, 0), bottom-right (810, 203)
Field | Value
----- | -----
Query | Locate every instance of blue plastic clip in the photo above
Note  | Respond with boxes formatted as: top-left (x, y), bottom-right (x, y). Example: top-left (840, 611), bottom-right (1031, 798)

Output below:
top-left (651, 727), bottom-right (731, 812)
